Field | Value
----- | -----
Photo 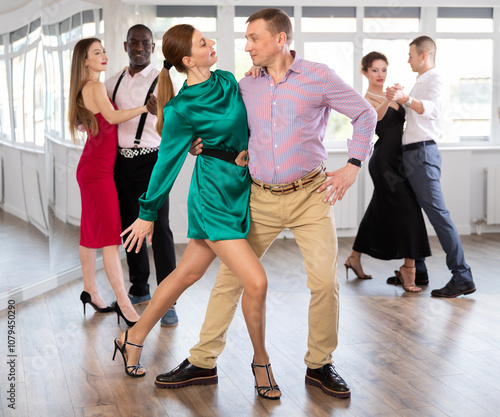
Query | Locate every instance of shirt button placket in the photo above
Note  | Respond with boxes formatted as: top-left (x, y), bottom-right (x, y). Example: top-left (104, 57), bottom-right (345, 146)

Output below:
top-left (270, 82), bottom-right (279, 181)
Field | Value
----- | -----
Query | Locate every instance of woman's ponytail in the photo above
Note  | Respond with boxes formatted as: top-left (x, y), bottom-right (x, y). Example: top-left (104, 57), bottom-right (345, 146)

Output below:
top-left (155, 67), bottom-right (175, 136)
top-left (155, 24), bottom-right (195, 136)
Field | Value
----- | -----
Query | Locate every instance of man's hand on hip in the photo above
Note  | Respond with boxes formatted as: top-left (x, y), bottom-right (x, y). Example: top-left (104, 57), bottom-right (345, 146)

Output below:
top-left (316, 163), bottom-right (360, 205)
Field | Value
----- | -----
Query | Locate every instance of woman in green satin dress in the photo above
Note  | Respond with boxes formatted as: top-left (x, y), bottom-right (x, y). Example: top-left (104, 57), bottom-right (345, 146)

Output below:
top-left (113, 24), bottom-right (281, 400)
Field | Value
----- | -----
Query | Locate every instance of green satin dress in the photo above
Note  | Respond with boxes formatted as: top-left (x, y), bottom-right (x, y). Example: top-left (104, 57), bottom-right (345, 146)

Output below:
top-left (138, 70), bottom-right (250, 241)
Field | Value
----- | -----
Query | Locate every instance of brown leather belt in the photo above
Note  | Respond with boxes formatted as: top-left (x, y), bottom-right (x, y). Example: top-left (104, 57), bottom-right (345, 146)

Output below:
top-left (251, 164), bottom-right (325, 195)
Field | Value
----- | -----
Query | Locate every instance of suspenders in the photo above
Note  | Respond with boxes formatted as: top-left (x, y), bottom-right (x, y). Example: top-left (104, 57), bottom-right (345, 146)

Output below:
top-left (112, 70), bottom-right (159, 147)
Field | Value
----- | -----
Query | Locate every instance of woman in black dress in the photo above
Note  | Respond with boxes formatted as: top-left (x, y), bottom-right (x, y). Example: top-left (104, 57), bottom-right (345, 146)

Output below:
top-left (344, 52), bottom-right (431, 292)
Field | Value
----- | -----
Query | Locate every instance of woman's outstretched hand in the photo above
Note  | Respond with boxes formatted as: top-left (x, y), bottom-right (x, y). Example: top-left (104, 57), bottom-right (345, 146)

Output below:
top-left (121, 218), bottom-right (154, 253)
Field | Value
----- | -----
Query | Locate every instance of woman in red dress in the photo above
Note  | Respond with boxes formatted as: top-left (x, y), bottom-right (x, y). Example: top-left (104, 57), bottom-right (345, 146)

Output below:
top-left (68, 38), bottom-right (148, 325)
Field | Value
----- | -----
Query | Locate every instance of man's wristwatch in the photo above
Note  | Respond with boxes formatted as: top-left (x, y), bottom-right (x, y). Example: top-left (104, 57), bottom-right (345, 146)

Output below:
top-left (404, 96), bottom-right (413, 107)
top-left (347, 158), bottom-right (362, 168)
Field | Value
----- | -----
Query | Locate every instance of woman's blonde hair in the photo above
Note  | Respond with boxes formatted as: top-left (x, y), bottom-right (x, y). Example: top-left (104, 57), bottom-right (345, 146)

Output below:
top-left (68, 37), bottom-right (101, 143)
top-left (156, 24), bottom-right (195, 136)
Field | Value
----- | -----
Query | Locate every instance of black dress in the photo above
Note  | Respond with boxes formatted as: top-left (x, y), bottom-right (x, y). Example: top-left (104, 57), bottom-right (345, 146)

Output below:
top-left (352, 105), bottom-right (431, 260)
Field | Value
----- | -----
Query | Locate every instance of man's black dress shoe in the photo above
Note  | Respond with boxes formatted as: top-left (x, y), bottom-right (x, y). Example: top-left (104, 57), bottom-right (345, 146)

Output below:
top-left (155, 359), bottom-right (218, 389)
top-left (305, 364), bottom-right (351, 398)
top-left (431, 280), bottom-right (476, 298)
top-left (387, 272), bottom-right (429, 286)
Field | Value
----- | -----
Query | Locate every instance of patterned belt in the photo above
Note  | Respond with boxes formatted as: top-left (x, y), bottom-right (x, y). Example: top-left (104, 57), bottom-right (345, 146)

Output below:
top-left (118, 147), bottom-right (159, 158)
top-left (251, 163), bottom-right (325, 195)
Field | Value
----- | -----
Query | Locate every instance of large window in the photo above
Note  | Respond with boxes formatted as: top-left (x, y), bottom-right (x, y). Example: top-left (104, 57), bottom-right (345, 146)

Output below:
top-left (155, 6), bottom-right (218, 92)
top-left (1, 5), bottom-right (499, 148)
top-left (304, 42), bottom-right (354, 145)
top-left (231, 5), bottom-right (498, 147)
top-left (0, 40), bottom-right (10, 139)
top-left (157, 5), bottom-right (217, 32)
top-left (301, 7), bottom-right (356, 33)
top-left (437, 7), bottom-right (493, 33)
top-left (40, 9), bottom-right (103, 143)
top-left (363, 7), bottom-right (420, 33)
top-left (438, 39), bottom-right (492, 143)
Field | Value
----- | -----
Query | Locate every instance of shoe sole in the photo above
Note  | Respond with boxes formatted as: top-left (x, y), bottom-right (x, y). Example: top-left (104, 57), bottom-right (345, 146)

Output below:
top-left (431, 288), bottom-right (476, 298)
top-left (305, 375), bottom-right (351, 398)
top-left (155, 375), bottom-right (218, 389)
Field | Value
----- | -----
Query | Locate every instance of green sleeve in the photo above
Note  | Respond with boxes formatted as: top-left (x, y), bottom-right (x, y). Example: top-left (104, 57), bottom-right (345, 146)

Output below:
top-left (138, 106), bottom-right (193, 221)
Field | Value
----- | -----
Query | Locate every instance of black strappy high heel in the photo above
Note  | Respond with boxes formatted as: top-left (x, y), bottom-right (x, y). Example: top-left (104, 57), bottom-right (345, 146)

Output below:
top-left (251, 362), bottom-right (281, 400)
top-left (112, 330), bottom-right (146, 378)
top-left (80, 291), bottom-right (113, 314)
top-left (113, 302), bottom-right (137, 327)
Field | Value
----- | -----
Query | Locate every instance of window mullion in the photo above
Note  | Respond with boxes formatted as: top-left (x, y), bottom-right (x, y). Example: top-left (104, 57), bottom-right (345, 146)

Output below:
top-left (420, 6), bottom-right (437, 38)
top-left (217, 5), bottom-right (235, 74)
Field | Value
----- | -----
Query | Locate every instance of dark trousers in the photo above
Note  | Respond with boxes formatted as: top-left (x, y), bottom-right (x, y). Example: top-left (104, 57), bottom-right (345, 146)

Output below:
top-left (403, 144), bottom-right (472, 284)
top-left (115, 151), bottom-right (176, 296)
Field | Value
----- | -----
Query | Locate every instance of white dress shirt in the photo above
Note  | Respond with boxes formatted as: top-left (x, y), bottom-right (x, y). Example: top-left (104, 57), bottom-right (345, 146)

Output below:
top-left (402, 68), bottom-right (444, 146)
top-left (105, 63), bottom-right (160, 149)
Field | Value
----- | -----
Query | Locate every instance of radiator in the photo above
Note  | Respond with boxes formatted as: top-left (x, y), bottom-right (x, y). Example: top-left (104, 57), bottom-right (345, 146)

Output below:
top-left (486, 166), bottom-right (500, 225)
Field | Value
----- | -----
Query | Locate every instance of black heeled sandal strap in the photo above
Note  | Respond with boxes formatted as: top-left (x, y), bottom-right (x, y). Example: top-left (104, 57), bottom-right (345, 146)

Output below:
top-left (126, 363), bottom-right (143, 376)
top-left (123, 330), bottom-right (143, 349)
top-left (124, 341), bottom-right (143, 349)
top-left (251, 363), bottom-right (280, 393)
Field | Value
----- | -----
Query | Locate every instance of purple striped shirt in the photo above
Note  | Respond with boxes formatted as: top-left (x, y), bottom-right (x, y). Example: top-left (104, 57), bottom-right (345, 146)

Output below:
top-left (239, 52), bottom-right (376, 184)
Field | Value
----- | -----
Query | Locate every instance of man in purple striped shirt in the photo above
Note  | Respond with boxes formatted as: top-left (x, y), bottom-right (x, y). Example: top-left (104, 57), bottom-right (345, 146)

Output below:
top-left (158, 8), bottom-right (376, 398)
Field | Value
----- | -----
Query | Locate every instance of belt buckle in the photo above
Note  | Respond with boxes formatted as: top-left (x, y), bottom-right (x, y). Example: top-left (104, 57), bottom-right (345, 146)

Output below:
top-left (121, 148), bottom-right (135, 158)
top-left (270, 185), bottom-right (285, 195)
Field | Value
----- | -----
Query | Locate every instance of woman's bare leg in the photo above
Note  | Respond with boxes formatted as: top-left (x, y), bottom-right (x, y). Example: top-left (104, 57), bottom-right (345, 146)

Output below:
top-left (345, 250), bottom-right (372, 279)
top-left (120, 239), bottom-right (217, 372)
top-left (398, 258), bottom-right (421, 292)
top-left (206, 239), bottom-right (280, 398)
top-left (79, 245), bottom-right (107, 309)
top-left (102, 245), bottom-right (140, 322)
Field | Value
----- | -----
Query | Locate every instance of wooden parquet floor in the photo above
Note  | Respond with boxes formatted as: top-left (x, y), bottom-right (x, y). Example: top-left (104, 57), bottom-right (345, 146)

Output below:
top-left (1, 233), bottom-right (499, 417)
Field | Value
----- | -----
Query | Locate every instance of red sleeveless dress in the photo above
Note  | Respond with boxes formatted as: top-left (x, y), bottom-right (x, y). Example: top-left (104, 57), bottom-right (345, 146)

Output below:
top-left (76, 103), bottom-right (121, 248)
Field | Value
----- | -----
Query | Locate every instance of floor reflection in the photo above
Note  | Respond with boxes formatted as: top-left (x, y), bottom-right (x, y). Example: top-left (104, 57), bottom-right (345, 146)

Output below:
top-left (0, 210), bottom-right (49, 293)
top-left (0, 208), bottom-right (80, 294)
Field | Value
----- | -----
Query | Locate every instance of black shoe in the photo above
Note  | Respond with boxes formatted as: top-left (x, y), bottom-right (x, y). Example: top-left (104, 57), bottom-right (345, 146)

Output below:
top-left (431, 280), bottom-right (476, 298)
top-left (112, 330), bottom-right (146, 378)
top-left (387, 272), bottom-right (429, 286)
top-left (113, 302), bottom-right (137, 327)
top-left (305, 363), bottom-right (351, 398)
top-left (155, 359), bottom-right (218, 389)
top-left (251, 362), bottom-right (281, 400)
top-left (80, 291), bottom-right (114, 314)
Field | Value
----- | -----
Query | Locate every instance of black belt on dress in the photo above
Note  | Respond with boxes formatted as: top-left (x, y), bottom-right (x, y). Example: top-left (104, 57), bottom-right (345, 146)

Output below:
top-left (203, 148), bottom-right (239, 164)
top-left (401, 140), bottom-right (436, 152)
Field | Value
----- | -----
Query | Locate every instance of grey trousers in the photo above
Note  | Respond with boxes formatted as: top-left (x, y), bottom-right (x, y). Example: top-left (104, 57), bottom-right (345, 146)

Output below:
top-left (402, 142), bottom-right (473, 284)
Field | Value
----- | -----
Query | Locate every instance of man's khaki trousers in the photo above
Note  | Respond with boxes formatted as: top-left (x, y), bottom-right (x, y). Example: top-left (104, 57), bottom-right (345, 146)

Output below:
top-left (189, 172), bottom-right (340, 369)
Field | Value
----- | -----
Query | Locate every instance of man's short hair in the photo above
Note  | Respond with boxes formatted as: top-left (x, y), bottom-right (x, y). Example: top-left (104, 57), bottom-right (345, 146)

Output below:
top-left (126, 24), bottom-right (153, 41)
top-left (410, 36), bottom-right (436, 63)
top-left (246, 8), bottom-right (293, 46)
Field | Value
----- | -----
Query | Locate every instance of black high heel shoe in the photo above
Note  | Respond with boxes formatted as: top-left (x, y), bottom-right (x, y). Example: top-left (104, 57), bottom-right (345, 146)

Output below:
top-left (113, 302), bottom-right (137, 327)
top-left (80, 291), bottom-right (114, 314)
top-left (251, 362), bottom-right (281, 400)
top-left (113, 330), bottom-right (146, 378)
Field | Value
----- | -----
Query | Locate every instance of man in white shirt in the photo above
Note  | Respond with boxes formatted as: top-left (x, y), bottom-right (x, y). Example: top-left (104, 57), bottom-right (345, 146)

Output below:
top-left (105, 24), bottom-right (178, 325)
top-left (386, 36), bottom-right (476, 298)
